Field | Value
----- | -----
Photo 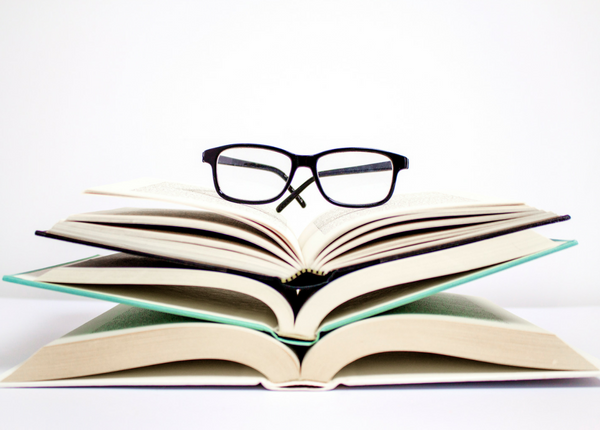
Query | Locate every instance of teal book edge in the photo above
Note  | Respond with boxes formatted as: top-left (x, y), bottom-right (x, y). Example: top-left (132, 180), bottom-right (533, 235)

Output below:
top-left (2, 239), bottom-right (577, 346)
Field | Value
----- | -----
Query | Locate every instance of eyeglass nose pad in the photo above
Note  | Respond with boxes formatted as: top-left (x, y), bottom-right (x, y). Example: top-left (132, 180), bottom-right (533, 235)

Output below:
top-left (276, 176), bottom-right (317, 213)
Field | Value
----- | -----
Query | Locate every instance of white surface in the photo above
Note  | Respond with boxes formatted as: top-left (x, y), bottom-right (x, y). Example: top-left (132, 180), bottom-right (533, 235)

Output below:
top-left (0, 298), bottom-right (599, 430)
top-left (1, 1), bottom-right (599, 305)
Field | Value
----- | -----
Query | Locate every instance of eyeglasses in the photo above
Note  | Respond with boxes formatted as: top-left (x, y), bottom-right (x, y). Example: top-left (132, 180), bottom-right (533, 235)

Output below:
top-left (202, 144), bottom-right (409, 213)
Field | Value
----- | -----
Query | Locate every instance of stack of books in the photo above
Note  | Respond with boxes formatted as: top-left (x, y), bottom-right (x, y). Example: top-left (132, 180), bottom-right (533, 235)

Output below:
top-left (2, 178), bottom-right (598, 390)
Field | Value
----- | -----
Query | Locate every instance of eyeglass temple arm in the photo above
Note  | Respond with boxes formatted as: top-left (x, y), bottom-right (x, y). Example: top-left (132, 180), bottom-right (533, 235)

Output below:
top-left (217, 156), bottom-right (306, 208)
top-left (276, 177), bottom-right (316, 213)
top-left (276, 161), bottom-right (393, 213)
top-left (318, 161), bottom-right (392, 178)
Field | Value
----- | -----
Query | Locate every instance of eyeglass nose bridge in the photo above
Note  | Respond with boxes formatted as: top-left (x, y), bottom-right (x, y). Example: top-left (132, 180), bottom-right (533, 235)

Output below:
top-left (290, 154), bottom-right (320, 182)
top-left (276, 155), bottom-right (321, 213)
top-left (295, 154), bottom-right (315, 168)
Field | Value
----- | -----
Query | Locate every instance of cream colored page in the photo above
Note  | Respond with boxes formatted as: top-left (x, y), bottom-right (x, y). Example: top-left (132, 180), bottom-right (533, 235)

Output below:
top-left (308, 206), bottom-right (537, 266)
top-left (299, 191), bottom-right (527, 264)
top-left (318, 223), bottom-right (486, 271)
top-left (56, 217), bottom-right (298, 273)
top-left (318, 211), bottom-right (557, 272)
top-left (331, 352), bottom-right (600, 388)
top-left (293, 230), bottom-right (558, 339)
top-left (4, 309), bottom-right (301, 384)
top-left (84, 178), bottom-right (302, 263)
top-left (21, 273), bottom-right (282, 333)
top-left (301, 293), bottom-right (597, 382)
top-left (49, 221), bottom-right (295, 278)
top-left (321, 283), bottom-right (539, 336)
top-left (314, 211), bottom-right (537, 269)
top-left (380, 293), bottom-right (535, 326)
top-left (58, 221), bottom-right (289, 266)
top-left (318, 272), bottom-right (490, 332)
top-left (0, 360), bottom-right (266, 388)
top-left (27, 257), bottom-right (296, 334)
top-left (67, 208), bottom-right (300, 267)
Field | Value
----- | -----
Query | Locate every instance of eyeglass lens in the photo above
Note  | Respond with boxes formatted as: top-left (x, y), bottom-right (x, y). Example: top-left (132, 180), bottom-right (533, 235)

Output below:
top-left (216, 147), bottom-right (292, 202)
top-left (317, 151), bottom-right (393, 205)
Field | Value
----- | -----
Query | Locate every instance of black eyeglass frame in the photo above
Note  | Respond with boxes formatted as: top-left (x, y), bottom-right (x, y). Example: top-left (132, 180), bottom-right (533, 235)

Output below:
top-left (202, 143), bottom-right (409, 210)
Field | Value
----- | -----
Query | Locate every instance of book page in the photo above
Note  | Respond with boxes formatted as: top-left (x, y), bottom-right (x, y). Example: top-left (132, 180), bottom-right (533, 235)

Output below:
top-left (67, 207), bottom-right (300, 266)
top-left (4, 305), bottom-right (301, 384)
top-left (317, 211), bottom-right (557, 273)
top-left (64, 305), bottom-right (200, 337)
top-left (381, 293), bottom-right (528, 325)
top-left (313, 210), bottom-right (539, 269)
top-left (52, 360), bottom-right (265, 387)
top-left (294, 230), bottom-right (560, 339)
top-left (44, 281), bottom-right (281, 334)
top-left (85, 178), bottom-right (302, 262)
top-left (322, 289), bottom-right (537, 335)
top-left (48, 221), bottom-right (296, 278)
top-left (309, 192), bottom-right (479, 237)
top-left (334, 351), bottom-right (538, 379)
top-left (301, 293), bottom-right (597, 383)
top-left (331, 352), bottom-right (600, 388)
top-left (26, 254), bottom-right (296, 334)
top-left (299, 191), bottom-right (526, 264)
top-left (0, 360), bottom-right (268, 388)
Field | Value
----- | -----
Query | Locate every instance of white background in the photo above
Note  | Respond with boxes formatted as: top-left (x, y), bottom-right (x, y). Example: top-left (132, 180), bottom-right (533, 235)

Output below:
top-left (1, 0), bottom-right (599, 306)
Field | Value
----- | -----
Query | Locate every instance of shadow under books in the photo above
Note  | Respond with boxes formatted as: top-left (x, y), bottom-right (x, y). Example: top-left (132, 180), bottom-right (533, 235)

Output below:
top-left (27, 378), bottom-right (600, 392)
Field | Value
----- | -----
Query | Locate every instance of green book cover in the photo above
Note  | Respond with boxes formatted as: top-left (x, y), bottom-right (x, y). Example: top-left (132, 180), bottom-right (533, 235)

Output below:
top-left (2, 239), bottom-right (576, 346)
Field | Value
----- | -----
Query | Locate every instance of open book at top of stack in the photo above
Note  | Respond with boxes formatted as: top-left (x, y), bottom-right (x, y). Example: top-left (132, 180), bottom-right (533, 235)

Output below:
top-left (4, 178), bottom-right (576, 346)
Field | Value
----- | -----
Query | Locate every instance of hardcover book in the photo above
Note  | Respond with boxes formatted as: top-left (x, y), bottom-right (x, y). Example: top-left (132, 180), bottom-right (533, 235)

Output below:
top-left (2, 293), bottom-right (598, 390)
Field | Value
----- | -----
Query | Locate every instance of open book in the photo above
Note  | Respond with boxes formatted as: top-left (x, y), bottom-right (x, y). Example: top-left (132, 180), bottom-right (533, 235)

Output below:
top-left (2, 293), bottom-right (598, 391)
top-left (37, 178), bottom-right (569, 286)
top-left (6, 236), bottom-right (575, 345)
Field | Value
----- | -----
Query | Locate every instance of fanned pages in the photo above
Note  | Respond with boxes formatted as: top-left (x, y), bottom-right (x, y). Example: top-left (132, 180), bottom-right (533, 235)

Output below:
top-left (34, 178), bottom-right (568, 281)
top-left (5, 232), bottom-right (576, 344)
top-left (2, 294), bottom-right (598, 390)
